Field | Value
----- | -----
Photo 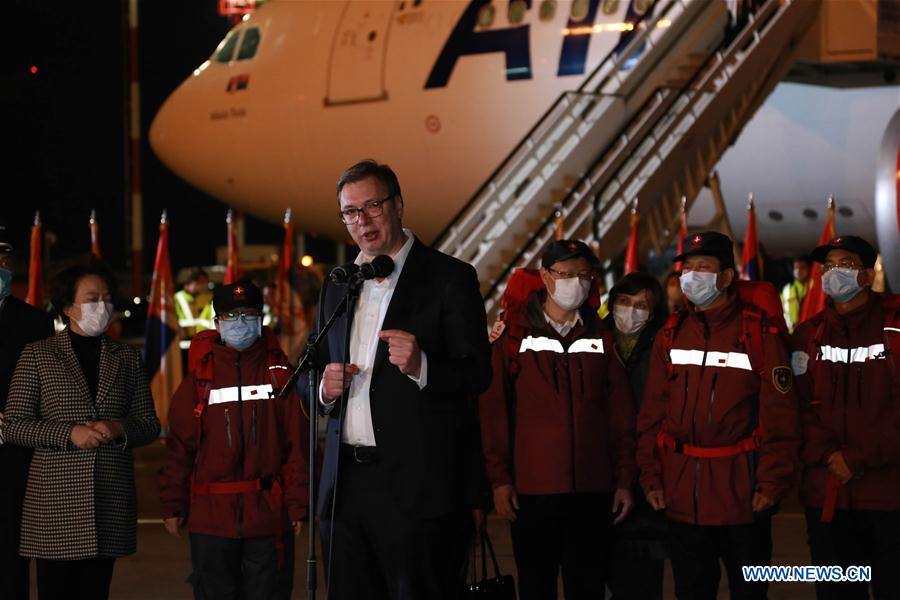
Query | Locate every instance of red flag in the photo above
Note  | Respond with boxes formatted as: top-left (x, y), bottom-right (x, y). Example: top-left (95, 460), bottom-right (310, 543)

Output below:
top-left (26, 212), bottom-right (43, 308)
top-left (273, 209), bottom-right (307, 362)
top-left (740, 195), bottom-right (762, 281)
top-left (90, 209), bottom-right (101, 258)
top-left (799, 198), bottom-right (837, 323)
top-left (143, 211), bottom-right (183, 431)
top-left (225, 209), bottom-right (240, 284)
top-left (624, 200), bottom-right (639, 274)
top-left (675, 196), bottom-right (687, 272)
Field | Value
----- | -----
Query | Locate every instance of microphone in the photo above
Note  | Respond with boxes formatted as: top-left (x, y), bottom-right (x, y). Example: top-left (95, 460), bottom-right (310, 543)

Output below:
top-left (328, 263), bottom-right (359, 284)
top-left (352, 255), bottom-right (395, 283)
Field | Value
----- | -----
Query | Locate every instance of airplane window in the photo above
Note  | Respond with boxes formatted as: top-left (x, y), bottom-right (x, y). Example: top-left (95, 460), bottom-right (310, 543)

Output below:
top-left (768, 210), bottom-right (784, 222)
top-left (634, 0), bottom-right (652, 16)
top-left (838, 206), bottom-right (854, 218)
top-left (478, 3), bottom-right (495, 28)
top-left (508, 0), bottom-right (527, 24)
top-left (539, 0), bottom-right (556, 21)
top-left (601, 0), bottom-right (619, 16)
top-left (237, 27), bottom-right (261, 60)
top-left (571, 0), bottom-right (589, 21)
top-left (802, 208), bottom-right (819, 219)
top-left (214, 30), bottom-right (240, 63)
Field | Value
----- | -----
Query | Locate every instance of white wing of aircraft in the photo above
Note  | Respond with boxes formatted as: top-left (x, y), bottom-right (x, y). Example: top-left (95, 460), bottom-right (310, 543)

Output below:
top-left (149, 0), bottom-right (900, 287)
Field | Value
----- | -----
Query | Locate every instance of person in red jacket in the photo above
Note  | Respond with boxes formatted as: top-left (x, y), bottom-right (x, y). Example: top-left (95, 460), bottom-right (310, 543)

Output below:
top-left (637, 231), bottom-right (801, 600)
top-left (792, 235), bottom-right (900, 599)
top-left (480, 239), bottom-right (635, 600)
top-left (159, 279), bottom-right (309, 600)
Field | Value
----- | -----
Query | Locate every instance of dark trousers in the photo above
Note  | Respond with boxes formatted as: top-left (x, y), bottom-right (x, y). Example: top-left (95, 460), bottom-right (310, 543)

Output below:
top-left (320, 453), bottom-right (458, 600)
top-left (35, 557), bottom-right (115, 600)
top-left (0, 487), bottom-right (29, 600)
top-left (608, 492), bottom-right (667, 600)
top-left (509, 493), bottom-right (613, 600)
top-left (189, 531), bottom-right (295, 600)
top-left (667, 515), bottom-right (772, 600)
top-left (805, 507), bottom-right (900, 600)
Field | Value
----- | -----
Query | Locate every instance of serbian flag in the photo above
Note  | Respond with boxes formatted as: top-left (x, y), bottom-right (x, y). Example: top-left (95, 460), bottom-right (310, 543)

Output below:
top-left (800, 198), bottom-right (837, 322)
top-left (143, 211), bottom-right (183, 431)
top-left (224, 209), bottom-right (240, 284)
top-left (90, 209), bottom-right (101, 258)
top-left (674, 196), bottom-right (688, 272)
top-left (740, 196), bottom-right (762, 281)
top-left (274, 209), bottom-right (307, 362)
top-left (26, 211), bottom-right (43, 308)
top-left (624, 200), bottom-right (639, 274)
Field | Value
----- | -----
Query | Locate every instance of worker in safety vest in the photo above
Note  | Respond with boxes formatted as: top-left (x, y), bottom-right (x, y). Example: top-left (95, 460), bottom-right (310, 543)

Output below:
top-left (637, 231), bottom-right (801, 600)
top-left (175, 267), bottom-right (214, 350)
top-left (782, 257), bottom-right (810, 333)
top-left (791, 235), bottom-right (900, 599)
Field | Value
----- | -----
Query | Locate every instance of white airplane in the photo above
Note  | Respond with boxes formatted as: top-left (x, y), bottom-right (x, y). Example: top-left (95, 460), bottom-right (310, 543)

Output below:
top-left (149, 0), bottom-right (900, 287)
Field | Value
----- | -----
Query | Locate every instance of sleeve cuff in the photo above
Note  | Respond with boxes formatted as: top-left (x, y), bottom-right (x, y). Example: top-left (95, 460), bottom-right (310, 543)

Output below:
top-left (406, 351), bottom-right (428, 390)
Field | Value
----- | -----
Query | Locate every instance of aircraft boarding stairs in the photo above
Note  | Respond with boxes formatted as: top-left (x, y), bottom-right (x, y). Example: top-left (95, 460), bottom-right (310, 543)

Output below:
top-left (433, 0), bottom-right (819, 321)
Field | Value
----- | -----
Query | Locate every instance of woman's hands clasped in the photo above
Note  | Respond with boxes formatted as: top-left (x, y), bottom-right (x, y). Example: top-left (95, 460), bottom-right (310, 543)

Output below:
top-left (70, 420), bottom-right (125, 449)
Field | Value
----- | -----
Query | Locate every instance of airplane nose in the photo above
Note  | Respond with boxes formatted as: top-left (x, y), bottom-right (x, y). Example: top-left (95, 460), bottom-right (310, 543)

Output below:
top-left (149, 90), bottom-right (186, 176)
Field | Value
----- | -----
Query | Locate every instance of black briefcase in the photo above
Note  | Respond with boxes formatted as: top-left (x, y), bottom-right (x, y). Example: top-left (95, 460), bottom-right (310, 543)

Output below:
top-left (462, 531), bottom-right (516, 599)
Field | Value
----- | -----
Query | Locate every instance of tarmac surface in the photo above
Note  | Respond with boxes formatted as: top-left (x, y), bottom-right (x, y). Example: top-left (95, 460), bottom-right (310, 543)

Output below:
top-left (30, 440), bottom-right (822, 599)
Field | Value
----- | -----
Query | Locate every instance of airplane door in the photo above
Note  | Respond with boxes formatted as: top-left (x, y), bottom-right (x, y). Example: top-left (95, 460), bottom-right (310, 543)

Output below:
top-left (326, 1), bottom-right (396, 105)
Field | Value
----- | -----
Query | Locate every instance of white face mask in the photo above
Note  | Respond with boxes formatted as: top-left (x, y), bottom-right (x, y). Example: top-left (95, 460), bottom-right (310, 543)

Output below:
top-left (614, 305), bottom-right (650, 336)
top-left (74, 301), bottom-right (114, 337)
top-left (680, 271), bottom-right (721, 307)
top-left (549, 277), bottom-right (590, 311)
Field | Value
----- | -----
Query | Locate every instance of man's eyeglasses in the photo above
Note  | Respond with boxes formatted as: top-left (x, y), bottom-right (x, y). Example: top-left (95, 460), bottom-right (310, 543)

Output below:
top-left (216, 311), bottom-right (261, 322)
top-left (339, 196), bottom-right (395, 225)
top-left (820, 260), bottom-right (864, 273)
top-left (547, 267), bottom-right (594, 281)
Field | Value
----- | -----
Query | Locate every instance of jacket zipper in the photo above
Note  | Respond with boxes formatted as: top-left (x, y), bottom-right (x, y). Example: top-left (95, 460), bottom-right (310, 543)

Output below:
top-left (563, 353), bottom-right (577, 492)
top-left (251, 404), bottom-right (257, 445)
top-left (224, 409), bottom-right (233, 448)
top-left (235, 353), bottom-right (244, 538)
top-left (692, 319), bottom-right (710, 525)
top-left (680, 372), bottom-right (689, 424)
top-left (707, 373), bottom-right (718, 426)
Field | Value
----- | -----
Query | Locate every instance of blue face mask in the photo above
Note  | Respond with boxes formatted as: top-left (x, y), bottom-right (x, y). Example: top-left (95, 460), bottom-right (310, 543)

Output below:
top-left (822, 268), bottom-right (863, 304)
top-left (680, 270), bottom-right (721, 307)
top-left (218, 316), bottom-right (261, 351)
top-left (0, 268), bottom-right (11, 300)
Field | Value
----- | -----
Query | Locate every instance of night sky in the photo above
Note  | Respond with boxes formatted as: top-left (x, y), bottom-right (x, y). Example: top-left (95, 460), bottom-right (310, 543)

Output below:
top-left (4, 0), bottom-right (290, 290)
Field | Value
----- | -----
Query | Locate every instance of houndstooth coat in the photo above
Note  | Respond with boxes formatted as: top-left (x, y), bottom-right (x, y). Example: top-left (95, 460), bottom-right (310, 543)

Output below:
top-left (2, 330), bottom-right (160, 560)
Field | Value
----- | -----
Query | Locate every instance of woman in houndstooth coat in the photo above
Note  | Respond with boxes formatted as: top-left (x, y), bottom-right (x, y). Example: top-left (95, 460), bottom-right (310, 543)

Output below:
top-left (1, 262), bottom-right (160, 600)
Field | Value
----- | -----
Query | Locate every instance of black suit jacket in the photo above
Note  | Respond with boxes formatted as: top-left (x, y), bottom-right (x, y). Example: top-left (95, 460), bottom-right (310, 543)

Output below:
top-left (0, 296), bottom-right (55, 490)
top-left (305, 239), bottom-right (491, 520)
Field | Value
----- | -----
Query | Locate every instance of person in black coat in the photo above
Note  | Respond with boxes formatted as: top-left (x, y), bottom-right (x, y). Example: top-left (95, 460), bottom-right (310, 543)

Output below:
top-left (301, 160), bottom-right (492, 600)
top-left (604, 271), bottom-right (668, 600)
top-left (0, 224), bottom-right (55, 600)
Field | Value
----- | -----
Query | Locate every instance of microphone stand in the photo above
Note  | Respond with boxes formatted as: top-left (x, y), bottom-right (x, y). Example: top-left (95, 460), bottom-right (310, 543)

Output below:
top-left (278, 275), bottom-right (363, 598)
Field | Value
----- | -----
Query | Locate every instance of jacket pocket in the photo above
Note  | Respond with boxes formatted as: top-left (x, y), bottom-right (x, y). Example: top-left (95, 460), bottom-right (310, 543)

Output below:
top-left (224, 409), bottom-right (233, 449)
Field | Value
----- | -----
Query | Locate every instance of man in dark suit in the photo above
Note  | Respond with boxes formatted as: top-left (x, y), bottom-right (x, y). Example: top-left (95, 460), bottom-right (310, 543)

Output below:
top-left (303, 160), bottom-right (491, 600)
top-left (0, 223), bottom-right (55, 600)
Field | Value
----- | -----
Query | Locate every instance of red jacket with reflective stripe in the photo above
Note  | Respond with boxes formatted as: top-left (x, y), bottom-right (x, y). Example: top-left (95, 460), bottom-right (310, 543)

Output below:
top-left (158, 338), bottom-right (309, 537)
top-left (792, 292), bottom-right (900, 512)
top-left (479, 294), bottom-right (636, 495)
top-left (637, 295), bottom-right (801, 526)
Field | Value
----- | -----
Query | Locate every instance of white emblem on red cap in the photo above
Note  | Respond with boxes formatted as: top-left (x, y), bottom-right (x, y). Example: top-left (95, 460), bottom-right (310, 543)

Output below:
top-left (832, 237), bottom-right (842, 244)
top-left (691, 234), bottom-right (703, 248)
top-left (234, 286), bottom-right (245, 298)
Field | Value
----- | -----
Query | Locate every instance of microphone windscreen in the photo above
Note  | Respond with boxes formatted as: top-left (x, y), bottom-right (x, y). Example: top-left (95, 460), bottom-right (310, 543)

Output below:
top-left (329, 262), bottom-right (359, 283)
top-left (370, 255), bottom-right (394, 278)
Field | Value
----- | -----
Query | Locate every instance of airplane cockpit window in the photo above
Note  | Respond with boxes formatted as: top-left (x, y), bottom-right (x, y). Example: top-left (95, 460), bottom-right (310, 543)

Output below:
top-left (237, 27), bottom-right (261, 60)
top-left (214, 30), bottom-right (240, 63)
